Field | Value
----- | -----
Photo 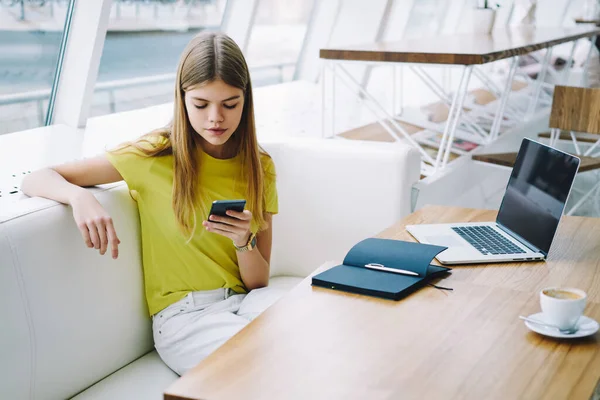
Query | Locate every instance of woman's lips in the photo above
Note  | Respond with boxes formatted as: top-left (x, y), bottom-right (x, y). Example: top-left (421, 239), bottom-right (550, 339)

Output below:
top-left (207, 128), bottom-right (227, 136)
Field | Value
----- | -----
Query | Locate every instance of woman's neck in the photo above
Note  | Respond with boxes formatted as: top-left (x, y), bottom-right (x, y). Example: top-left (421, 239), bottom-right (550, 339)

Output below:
top-left (197, 137), bottom-right (237, 159)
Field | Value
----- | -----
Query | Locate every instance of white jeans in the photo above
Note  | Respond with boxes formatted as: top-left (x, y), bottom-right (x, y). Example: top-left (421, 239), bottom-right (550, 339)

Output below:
top-left (152, 286), bottom-right (283, 375)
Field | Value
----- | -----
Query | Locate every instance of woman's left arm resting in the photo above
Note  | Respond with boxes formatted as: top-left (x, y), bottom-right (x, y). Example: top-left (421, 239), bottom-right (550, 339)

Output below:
top-left (203, 211), bottom-right (273, 290)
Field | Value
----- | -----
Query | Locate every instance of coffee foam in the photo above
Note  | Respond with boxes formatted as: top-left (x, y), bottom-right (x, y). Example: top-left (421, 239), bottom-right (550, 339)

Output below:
top-left (543, 289), bottom-right (583, 300)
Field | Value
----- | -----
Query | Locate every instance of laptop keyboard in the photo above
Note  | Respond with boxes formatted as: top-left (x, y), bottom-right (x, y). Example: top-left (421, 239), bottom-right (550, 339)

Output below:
top-left (452, 226), bottom-right (526, 255)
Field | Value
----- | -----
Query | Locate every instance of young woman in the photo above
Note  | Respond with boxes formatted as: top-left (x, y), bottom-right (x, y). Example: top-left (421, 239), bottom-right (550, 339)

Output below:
top-left (21, 32), bottom-right (278, 375)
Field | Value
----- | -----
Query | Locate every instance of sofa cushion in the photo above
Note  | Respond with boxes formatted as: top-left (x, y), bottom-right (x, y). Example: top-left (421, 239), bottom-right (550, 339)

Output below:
top-left (70, 351), bottom-right (177, 400)
top-left (71, 276), bottom-right (302, 400)
top-left (268, 275), bottom-right (304, 291)
top-left (236, 276), bottom-right (304, 319)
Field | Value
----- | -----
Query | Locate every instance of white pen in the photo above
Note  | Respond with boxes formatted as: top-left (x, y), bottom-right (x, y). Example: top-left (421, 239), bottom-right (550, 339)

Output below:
top-left (364, 263), bottom-right (420, 277)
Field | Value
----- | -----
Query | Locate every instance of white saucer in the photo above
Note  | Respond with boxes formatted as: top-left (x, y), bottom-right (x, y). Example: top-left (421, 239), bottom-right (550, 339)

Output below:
top-left (524, 313), bottom-right (599, 339)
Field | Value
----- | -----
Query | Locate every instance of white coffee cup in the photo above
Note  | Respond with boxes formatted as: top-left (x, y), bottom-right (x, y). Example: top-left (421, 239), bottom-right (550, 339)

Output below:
top-left (540, 287), bottom-right (587, 330)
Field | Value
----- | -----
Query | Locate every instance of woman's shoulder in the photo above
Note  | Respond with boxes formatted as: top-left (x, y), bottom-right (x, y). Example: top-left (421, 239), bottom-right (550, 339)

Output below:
top-left (111, 131), bottom-right (171, 157)
top-left (259, 151), bottom-right (276, 174)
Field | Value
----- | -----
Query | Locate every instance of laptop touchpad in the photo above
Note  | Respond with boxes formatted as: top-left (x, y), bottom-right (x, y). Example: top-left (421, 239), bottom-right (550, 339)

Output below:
top-left (425, 235), bottom-right (467, 247)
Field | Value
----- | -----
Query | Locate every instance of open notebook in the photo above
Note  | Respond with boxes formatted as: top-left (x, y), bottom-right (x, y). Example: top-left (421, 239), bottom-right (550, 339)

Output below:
top-left (312, 238), bottom-right (450, 300)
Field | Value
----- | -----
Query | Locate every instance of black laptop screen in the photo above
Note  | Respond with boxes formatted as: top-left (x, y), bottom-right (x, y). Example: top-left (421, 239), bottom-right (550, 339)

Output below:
top-left (496, 139), bottom-right (579, 254)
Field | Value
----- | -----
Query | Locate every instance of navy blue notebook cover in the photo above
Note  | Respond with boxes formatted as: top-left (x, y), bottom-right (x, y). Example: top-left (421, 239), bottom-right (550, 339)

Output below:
top-left (311, 238), bottom-right (450, 300)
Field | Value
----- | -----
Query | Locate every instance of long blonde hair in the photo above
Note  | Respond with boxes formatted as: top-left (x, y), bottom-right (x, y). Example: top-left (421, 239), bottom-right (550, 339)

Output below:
top-left (113, 32), bottom-right (269, 238)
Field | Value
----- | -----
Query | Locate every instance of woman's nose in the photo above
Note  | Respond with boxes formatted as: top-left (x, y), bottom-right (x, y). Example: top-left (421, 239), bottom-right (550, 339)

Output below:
top-left (208, 106), bottom-right (223, 123)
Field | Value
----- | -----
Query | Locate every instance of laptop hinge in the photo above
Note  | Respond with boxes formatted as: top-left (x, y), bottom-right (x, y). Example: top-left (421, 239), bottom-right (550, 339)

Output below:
top-left (497, 223), bottom-right (547, 257)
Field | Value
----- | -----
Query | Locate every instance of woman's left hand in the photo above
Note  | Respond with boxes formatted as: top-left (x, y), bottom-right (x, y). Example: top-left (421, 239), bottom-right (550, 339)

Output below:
top-left (203, 209), bottom-right (252, 246)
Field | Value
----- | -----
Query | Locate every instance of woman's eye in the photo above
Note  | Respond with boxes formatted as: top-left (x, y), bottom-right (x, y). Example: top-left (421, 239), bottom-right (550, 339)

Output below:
top-left (194, 104), bottom-right (207, 109)
top-left (223, 103), bottom-right (238, 110)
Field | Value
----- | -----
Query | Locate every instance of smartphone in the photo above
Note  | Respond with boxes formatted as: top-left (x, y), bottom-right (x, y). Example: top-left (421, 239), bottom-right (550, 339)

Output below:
top-left (208, 199), bottom-right (246, 221)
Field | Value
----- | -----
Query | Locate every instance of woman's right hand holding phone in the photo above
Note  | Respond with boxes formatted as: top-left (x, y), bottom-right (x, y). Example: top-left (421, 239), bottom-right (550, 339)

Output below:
top-left (70, 189), bottom-right (121, 259)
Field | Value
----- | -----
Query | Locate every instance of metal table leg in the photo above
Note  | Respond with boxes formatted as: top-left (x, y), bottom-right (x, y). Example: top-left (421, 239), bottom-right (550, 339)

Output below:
top-left (439, 66), bottom-right (473, 169)
top-left (490, 56), bottom-right (519, 142)
top-left (526, 47), bottom-right (553, 119)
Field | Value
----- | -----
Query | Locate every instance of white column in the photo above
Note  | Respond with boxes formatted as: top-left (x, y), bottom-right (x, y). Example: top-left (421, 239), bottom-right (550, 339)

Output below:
top-left (536, 0), bottom-right (573, 27)
top-left (294, 0), bottom-right (341, 82)
top-left (440, 0), bottom-right (470, 34)
top-left (50, 0), bottom-right (113, 128)
top-left (220, 0), bottom-right (260, 54)
top-left (381, 0), bottom-right (416, 41)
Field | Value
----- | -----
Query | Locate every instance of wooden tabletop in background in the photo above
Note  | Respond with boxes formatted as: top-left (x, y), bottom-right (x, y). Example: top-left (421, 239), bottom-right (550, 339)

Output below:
top-left (320, 26), bottom-right (600, 65)
top-left (166, 206), bottom-right (600, 400)
top-left (575, 18), bottom-right (600, 25)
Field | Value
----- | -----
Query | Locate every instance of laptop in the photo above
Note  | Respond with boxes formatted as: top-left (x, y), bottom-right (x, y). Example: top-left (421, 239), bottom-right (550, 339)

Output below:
top-left (407, 139), bottom-right (580, 265)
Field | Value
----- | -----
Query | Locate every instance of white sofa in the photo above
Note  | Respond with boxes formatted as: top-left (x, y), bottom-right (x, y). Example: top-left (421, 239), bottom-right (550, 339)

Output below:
top-left (0, 137), bottom-right (420, 400)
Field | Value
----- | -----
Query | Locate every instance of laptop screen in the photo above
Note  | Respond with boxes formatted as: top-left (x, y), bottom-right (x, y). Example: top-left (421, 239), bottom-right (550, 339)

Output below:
top-left (496, 139), bottom-right (579, 254)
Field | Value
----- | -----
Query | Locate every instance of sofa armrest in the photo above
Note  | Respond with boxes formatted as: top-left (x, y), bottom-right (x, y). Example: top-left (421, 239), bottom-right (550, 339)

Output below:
top-left (260, 138), bottom-right (421, 278)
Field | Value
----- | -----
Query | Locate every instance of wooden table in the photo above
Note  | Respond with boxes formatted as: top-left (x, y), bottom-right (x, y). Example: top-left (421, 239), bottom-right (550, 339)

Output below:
top-left (576, 18), bottom-right (600, 26)
top-left (320, 26), bottom-right (600, 65)
top-left (165, 206), bottom-right (600, 400)
top-left (319, 26), bottom-right (600, 175)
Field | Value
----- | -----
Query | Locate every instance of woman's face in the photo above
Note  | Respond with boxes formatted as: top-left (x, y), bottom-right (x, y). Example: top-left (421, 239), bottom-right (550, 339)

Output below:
top-left (185, 78), bottom-right (245, 158)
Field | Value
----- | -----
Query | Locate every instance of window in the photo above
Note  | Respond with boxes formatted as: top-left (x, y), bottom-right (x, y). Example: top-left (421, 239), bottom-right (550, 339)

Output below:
top-left (90, 0), bottom-right (228, 118)
top-left (0, 0), bottom-right (74, 135)
top-left (246, 0), bottom-right (314, 85)
top-left (403, 0), bottom-right (449, 38)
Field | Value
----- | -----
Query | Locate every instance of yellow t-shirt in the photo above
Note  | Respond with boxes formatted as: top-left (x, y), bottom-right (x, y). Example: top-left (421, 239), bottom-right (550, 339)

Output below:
top-left (106, 141), bottom-right (278, 316)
